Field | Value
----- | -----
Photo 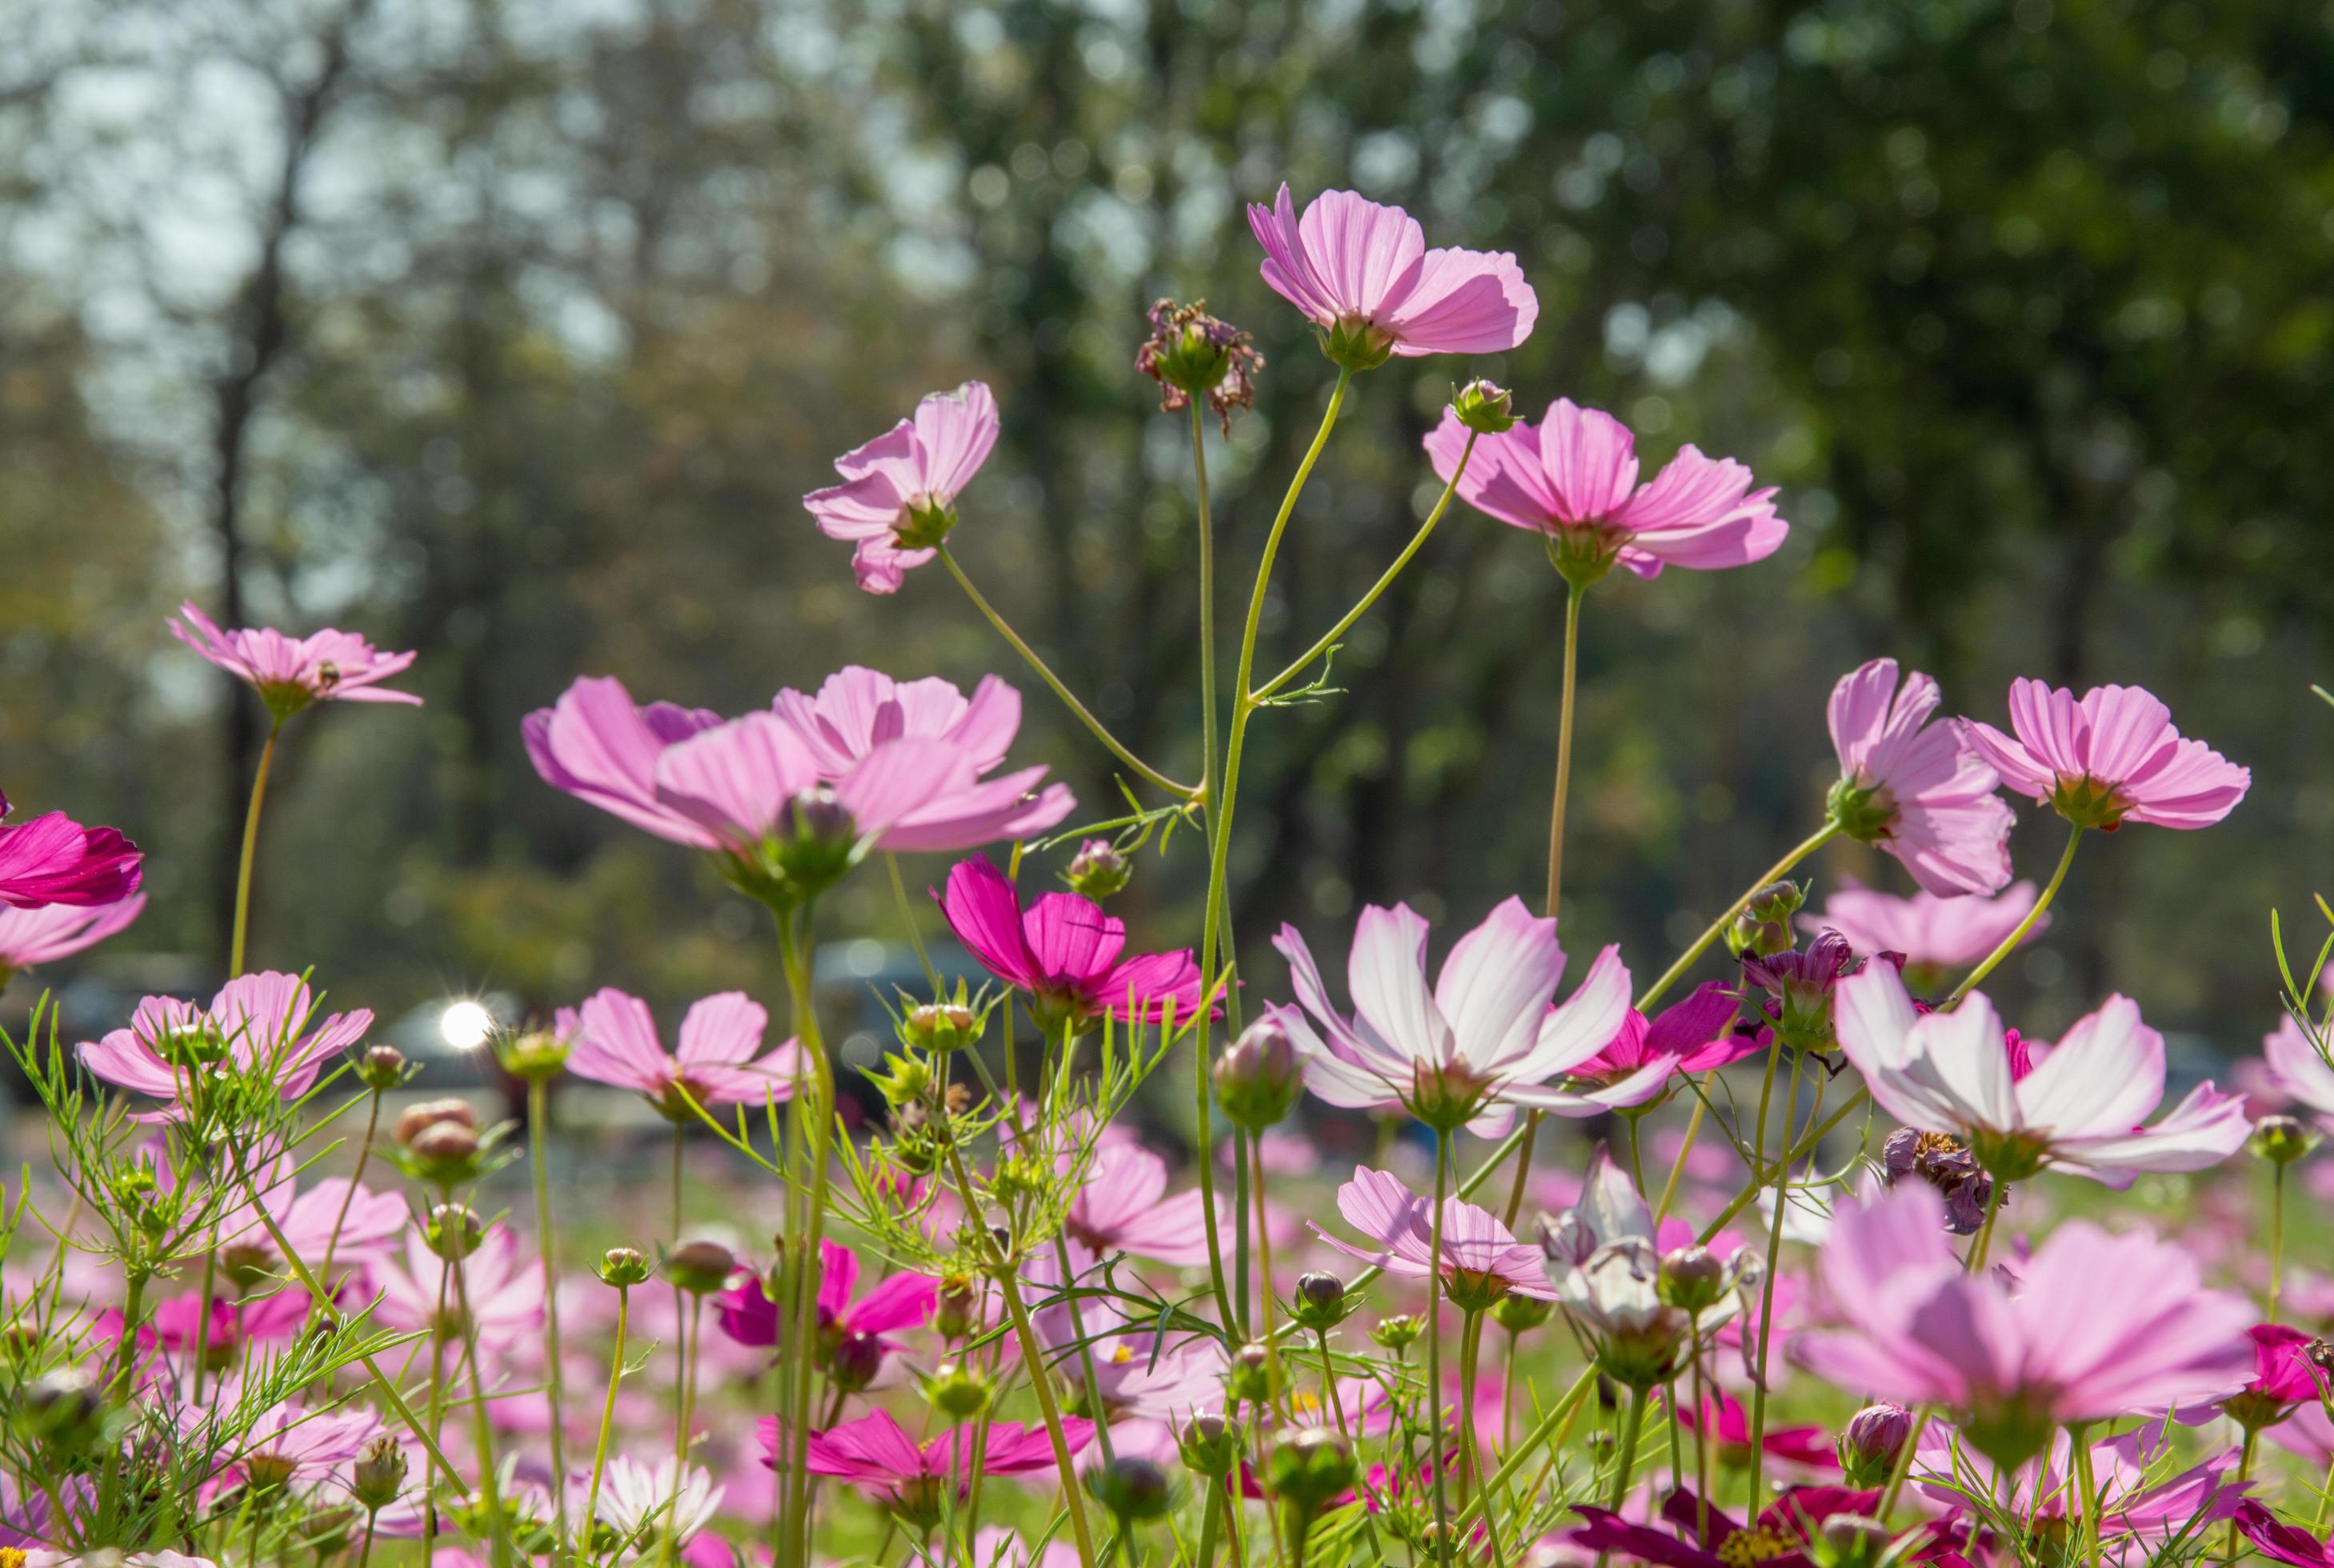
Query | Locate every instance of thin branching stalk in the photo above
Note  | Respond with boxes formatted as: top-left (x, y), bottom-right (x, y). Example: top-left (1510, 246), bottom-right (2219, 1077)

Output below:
top-left (228, 719), bottom-right (284, 979)
top-left (582, 1280), bottom-right (632, 1550)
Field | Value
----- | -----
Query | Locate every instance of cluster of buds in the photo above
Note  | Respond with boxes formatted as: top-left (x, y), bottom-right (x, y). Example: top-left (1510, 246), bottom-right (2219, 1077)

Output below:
top-left (1539, 1144), bottom-right (1760, 1389)
top-left (1134, 298), bottom-right (1263, 434)
top-left (1727, 880), bottom-right (1806, 960)
top-left (1880, 1127), bottom-right (1997, 1234)
top-left (1214, 1018), bottom-right (1304, 1133)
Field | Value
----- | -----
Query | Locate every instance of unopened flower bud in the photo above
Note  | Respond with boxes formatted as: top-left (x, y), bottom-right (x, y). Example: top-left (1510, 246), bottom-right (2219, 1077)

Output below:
top-left (925, 1358), bottom-right (992, 1418)
top-left (426, 1203), bottom-right (484, 1261)
top-left (599, 1246), bottom-right (652, 1288)
top-left (394, 1098), bottom-right (477, 1146)
top-left (25, 1368), bottom-right (104, 1454)
top-left (357, 1045), bottom-right (407, 1090)
top-left (1838, 1403), bottom-right (1912, 1486)
top-left (1820, 1515), bottom-right (1893, 1564)
top-left (1226, 1341), bottom-right (1277, 1404)
top-left (1727, 880), bottom-right (1806, 959)
top-left (1289, 1271), bottom-right (1349, 1332)
top-left (1063, 839), bottom-right (1133, 900)
top-left (1088, 1454), bottom-right (1174, 1522)
top-left (1449, 378), bottom-right (1516, 434)
top-left (774, 785), bottom-right (859, 894)
top-left (405, 1119), bottom-right (481, 1183)
top-left (352, 1434), bottom-right (408, 1510)
top-left (1178, 1411), bottom-right (1241, 1477)
top-left (1214, 1018), bottom-right (1303, 1133)
top-left (905, 1002), bottom-right (983, 1056)
top-left (868, 1051), bottom-right (932, 1108)
top-left (1491, 1294), bottom-right (1553, 1334)
top-left (496, 1027), bottom-right (569, 1082)
top-left (830, 1330), bottom-right (885, 1394)
top-left (1658, 1247), bottom-right (1728, 1312)
top-left (1371, 1313), bottom-right (1424, 1354)
top-left (2254, 1114), bottom-right (2317, 1166)
top-left (934, 1274), bottom-right (980, 1339)
top-left (1267, 1428), bottom-right (1357, 1514)
top-left (664, 1239), bottom-right (736, 1295)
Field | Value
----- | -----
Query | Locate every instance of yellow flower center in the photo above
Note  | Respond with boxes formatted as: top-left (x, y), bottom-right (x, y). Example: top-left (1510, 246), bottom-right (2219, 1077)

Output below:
top-left (1717, 1527), bottom-right (1792, 1567)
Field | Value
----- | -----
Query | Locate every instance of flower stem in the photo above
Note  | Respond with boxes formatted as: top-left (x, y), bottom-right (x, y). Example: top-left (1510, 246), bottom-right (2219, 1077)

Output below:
top-left (1595, 1384), bottom-right (1653, 1568)
top-left (318, 1086), bottom-right (385, 1290)
top-left (228, 719), bottom-right (282, 978)
top-left (1458, 1311), bottom-right (1506, 1568)
top-left (1251, 1128), bottom-right (1279, 1346)
top-left (1743, 1046), bottom-right (1805, 1517)
top-left (1947, 822), bottom-right (2082, 1006)
top-left (938, 543), bottom-right (1194, 799)
top-left (887, 852), bottom-right (940, 990)
top-left (1452, 1364), bottom-right (1599, 1533)
top-left (525, 1075), bottom-right (570, 1551)
top-left (450, 1235), bottom-right (512, 1568)
top-left (1426, 1130), bottom-right (1455, 1568)
top-left (2271, 1158), bottom-right (2289, 1322)
top-left (2069, 1423), bottom-right (2103, 1566)
top-left (582, 1282), bottom-right (630, 1550)
top-left (995, 1265), bottom-right (1102, 1568)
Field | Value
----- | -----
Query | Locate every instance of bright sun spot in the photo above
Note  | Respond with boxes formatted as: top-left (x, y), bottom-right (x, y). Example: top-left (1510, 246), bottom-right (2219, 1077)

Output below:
top-left (439, 999), bottom-right (495, 1051)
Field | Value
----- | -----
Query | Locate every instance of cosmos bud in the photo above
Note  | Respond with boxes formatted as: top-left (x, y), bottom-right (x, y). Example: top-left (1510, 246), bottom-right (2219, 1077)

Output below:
top-left (934, 1274), bottom-right (980, 1339)
top-left (1267, 1429), bottom-right (1357, 1514)
top-left (1063, 839), bottom-right (1133, 900)
top-left (1289, 1271), bottom-right (1350, 1332)
top-left (599, 1246), bottom-right (652, 1288)
top-left (394, 1098), bottom-right (477, 1146)
top-left (1371, 1313), bottom-right (1424, 1354)
top-left (1838, 1403), bottom-right (1912, 1487)
top-left (904, 1000), bottom-right (983, 1056)
top-left (357, 1045), bottom-right (407, 1091)
top-left (664, 1239), bottom-right (737, 1295)
top-left (425, 1203), bottom-right (484, 1262)
top-left (352, 1435), bottom-right (408, 1510)
top-left (925, 1359), bottom-right (992, 1418)
top-left (404, 1120), bottom-right (482, 1185)
top-left (1490, 1294), bottom-right (1553, 1334)
top-left (1727, 881), bottom-right (1806, 959)
top-left (1658, 1247), bottom-right (1728, 1313)
top-left (495, 1027), bottom-right (569, 1082)
top-left (1215, 1018), bottom-right (1303, 1133)
top-left (1449, 378), bottom-right (1516, 434)
top-left (1178, 1411), bottom-right (1242, 1477)
top-left (1088, 1455), bottom-right (1174, 1523)
top-left (829, 1330), bottom-right (886, 1394)
top-left (2254, 1114), bottom-right (2317, 1166)
top-left (1226, 1342), bottom-right (1277, 1404)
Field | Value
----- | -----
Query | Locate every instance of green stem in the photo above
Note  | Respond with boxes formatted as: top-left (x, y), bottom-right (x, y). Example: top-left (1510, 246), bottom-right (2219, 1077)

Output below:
top-left (1544, 578), bottom-right (1587, 921)
top-left (1452, 1365), bottom-right (1599, 1532)
top-left (582, 1283), bottom-right (630, 1554)
top-left (2271, 1158), bottom-right (2288, 1322)
top-left (939, 543), bottom-right (1194, 799)
top-left (1251, 1128), bottom-right (1279, 1345)
top-left (888, 852), bottom-right (941, 990)
top-left (318, 1086), bottom-right (384, 1290)
top-left (1251, 425), bottom-right (1479, 703)
top-left (525, 1076), bottom-right (570, 1552)
top-left (1425, 1131), bottom-right (1454, 1568)
top-left (450, 1234), bottom-right (511, 1568)
top-left (1641, 821), bottom-right (1842, 1012)
top-left (1697, 1090), bottom-right (1868, 1243)
top-left (1743, 1046), bottom-right (1805, 1516)
top-left (228, 720), bottom-right (282, 978)
top-left (1051, 1233), bottom-right (1118, 1469)
top-left (1946, 822), bottom-right (2081, 1006)
top-left (1595, 1384), bottom-right (1652, 1568)
top-left (1458, 1312), bottom-right (1506, 1568)
top-left (995, 1266), bottom-right (1102, 1568)
top-left (2070, 1423), bottom-right (2103, 1567)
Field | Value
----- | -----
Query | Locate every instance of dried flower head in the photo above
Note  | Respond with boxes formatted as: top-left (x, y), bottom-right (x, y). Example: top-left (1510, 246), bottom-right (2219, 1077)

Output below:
top-left (1135, 298), bottom-right (1263, 434)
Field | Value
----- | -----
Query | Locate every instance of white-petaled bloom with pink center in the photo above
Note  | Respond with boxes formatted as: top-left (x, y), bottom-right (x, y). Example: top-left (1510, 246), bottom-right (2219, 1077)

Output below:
top-left (1271, 896), bottom-right (1641, 1136)
top-left (1834, 962), bottom-right (2249, 1184)
top-left (1312, 1166), bottom-right (1552, 1311)
top-left (596, 1455), bottom-right (725, 1551)
top-left (1824, 658), bottom-right (2013, 897)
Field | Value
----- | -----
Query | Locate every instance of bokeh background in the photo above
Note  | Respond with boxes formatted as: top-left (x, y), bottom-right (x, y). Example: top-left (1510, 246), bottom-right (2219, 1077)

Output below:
top-left (6, 0), bottom-right (2331, 1086)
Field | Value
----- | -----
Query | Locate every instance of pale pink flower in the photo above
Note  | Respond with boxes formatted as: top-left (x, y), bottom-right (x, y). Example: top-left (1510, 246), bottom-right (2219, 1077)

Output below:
top-left (1914, 1419), bottom-right (2244, 1549)
top-left (170, 601), bottom-right (420, 718)
top-left (597, 1455), bottom-right (724, 1550)
top-left (1061, 1141), bottom-right (1218, 1267)
top-left (176, 1393), bottom-right (379, 1492)
top-left (77, 972), bottom-right (370, 1114)
top-left (1270, 897), bottom-right (1639, 1136)
top-left (1423, 398), bottom-right (1784, 578)
top-left (1834, 962), bottom-right (2248, 1184)
top-left (1793, 1182), bottom-right (2255, 1467)
top-left (569, 987), bottom-right (801, 1116)
top-left (1801, 881), bottom-right (2044, 973)
top-left (0, 796), bottom-right (142, 909)
top-left (1961, 678), bottom-right (2250, 830)
top-left (0, 893), bottom-right (144, 978)
top-left (1247, 185), bottom-right (1538, 362)
top-left (2264, 1014), bottom-right (2334, 1131)
top-left (805, 382), bottom-right (999, 593)
top-left (775, 1409), bottom-right (1090, 1498)
top-left (938, 856), bottom-right (1202, 1029)
top-left (367, 1224), bottom-right (545, 1360)
top-left (525, 673), bottom-right (1071, 864)
top-left (1825, 658), bottom-right (2013, 896)
top-left (1313, 1166), bottom-right (1553, 1302)
top-left (209, 1151), bottom-right (406, 1279)
top-left (772, 665), bottom-right (1025, 776)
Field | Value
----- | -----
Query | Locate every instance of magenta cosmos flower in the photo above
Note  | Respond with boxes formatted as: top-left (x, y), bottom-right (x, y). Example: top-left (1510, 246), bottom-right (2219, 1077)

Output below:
top-left (78, 972), bottom-right (370, 1114)
top-left (1961, 678), bottom-right (2250, 830)
top-left (1313, 1166), bottom-right (1552, 1308)
top-left (1571, 1487), bottom-right (1885, 1568)
top-left (805, 382), bottom-right (999, 594)
top-left (1801, 880), bottom-right (2044, 977)
top-left (568, 988), bottom-right (801, 1117)
top-left (1824, 658), bottom-right (2013, 896)
top-left (1566, 981), bottom-right (1757, 1100)
top-left (935, 856), bottom-right (1203, 1032)
top-left (1834, 962), bottom-right (2248, 1183)
top-left (524, 670), bottom-right (1072, 885)
top-left (1423, 398), bottom-right (1785, 579)
top-left (0, 795), bottom-right (142, 910)
top-left (170, 601), bottom-right (420, 719)
top-left (770, 1409), bottom-right (1090, 1511)
top-left (1247, 185), bottom-right (1538, 367)
top-left (0, 892), bottom-right (143, 984)
top-left (1792, 1182), bottom-right (2255, 1467)
top-left (719, 1238), bottom-right (938, 1368)
top-left (1270, 897), bottom-right (1638, 1136)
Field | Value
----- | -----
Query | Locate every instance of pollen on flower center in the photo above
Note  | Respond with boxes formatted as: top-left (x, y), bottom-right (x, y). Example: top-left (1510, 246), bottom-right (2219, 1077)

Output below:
top-left (1716, 1526), bottom-right (1792, 1566)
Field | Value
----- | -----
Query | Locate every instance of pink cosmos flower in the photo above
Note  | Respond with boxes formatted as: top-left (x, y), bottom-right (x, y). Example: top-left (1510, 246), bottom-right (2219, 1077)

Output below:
top-left (78, 972), bottom-right (371, 1114)
top-left (1833, 962), bottom-right (2250, 1184)
top-left (773, 665), bottom-right (1027, 777)
top-left (2224, 1323), bottom-right (2323, 1429)
top-left (1960, 678), bottom-right (2250, 830)
top-left (719, 1238), bottom-right (938, 1363)
top-left (1915, 1418), bottom-right (2244, 1548)
top-left (1568, 982), bottom-right (1758, 1095)
top-left (772, 1409), bottom-right (1090, 1501)
top-left (177, 1394), bottom-right (379, 1492)
top-left (207, 1151), bottom-right (406, 1282)
top-left (1247, 185), bottom-right (1538, 362)
top-left (2262, 1014), bottom-right (2334, 1133)
top-left (1800, 881), bottom-right (2044, 974)
top-left (0, 797), bottom-right (142, 909)
top-left (170, 601), bottom-right (420, 718)
top-left (2239, 1504), bottom-right (2334, 1568)
top-left (568, 988), bottom-right (801, 1116)
top-left (1825, 659), bottom-right (2013, 896)
top-left (1270, 897), bottom-right (1638, 1136)
top-left (1792, 1182), bottom-right (2256, 1467)
top-left (1423, 398), bottom-right (1785, 578)
top-left (1313, 1166), bottom-right (1553, 1304)
top-left (0, 893), bottom-right (144, 980)
top-left (805, 382), bottom-right (999, 594)
top-left (1062, 1141), bottom-right (1217, 1266)
top-left (935, 856), bottom-right (1203, 1029)
top-left (525, 672), bottom-right (1071, 862)
top-left (1677, 1390), bottom-right (1837, 1473)
top-left (367, 1224), bottom-right (546, 1361)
